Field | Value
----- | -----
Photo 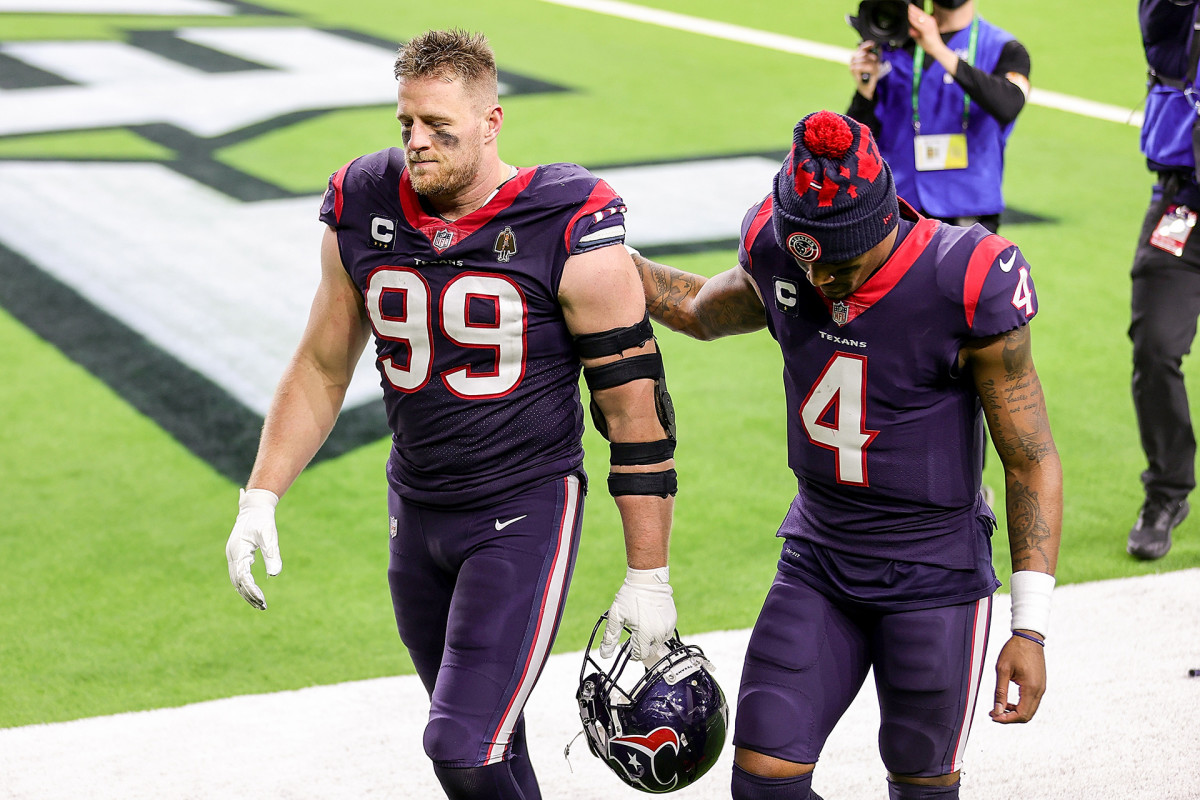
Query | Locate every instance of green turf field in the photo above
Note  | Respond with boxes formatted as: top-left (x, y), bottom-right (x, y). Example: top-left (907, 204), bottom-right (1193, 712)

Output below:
top-left (1, 0), bottom-right (1195, 729)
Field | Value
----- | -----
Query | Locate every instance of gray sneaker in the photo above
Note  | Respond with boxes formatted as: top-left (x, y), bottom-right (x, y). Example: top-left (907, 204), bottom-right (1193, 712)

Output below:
top-left (1127, 498), bottom-right (1189, 560)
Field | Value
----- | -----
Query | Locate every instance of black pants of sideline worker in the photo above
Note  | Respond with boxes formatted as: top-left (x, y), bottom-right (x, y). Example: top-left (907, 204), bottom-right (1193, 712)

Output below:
top-left (1130, 186), bottom-right (1200, 504)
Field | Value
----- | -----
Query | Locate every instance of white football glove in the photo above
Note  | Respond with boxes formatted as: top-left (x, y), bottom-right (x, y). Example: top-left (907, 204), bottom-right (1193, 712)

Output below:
top-left (225, 488), bottom-right (282, 610)
top-left (600, 566), bottom-right (677, 663)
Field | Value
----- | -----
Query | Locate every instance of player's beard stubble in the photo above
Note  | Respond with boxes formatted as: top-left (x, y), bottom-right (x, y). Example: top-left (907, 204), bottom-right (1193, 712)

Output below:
top-left (406, 129), bottom-right (484, 200)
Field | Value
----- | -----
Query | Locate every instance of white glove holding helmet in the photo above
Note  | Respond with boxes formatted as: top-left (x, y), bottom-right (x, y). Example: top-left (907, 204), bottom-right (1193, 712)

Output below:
top-left (225, 488), bottom-right (282, 610)
top-left (600, 566), bottom-right (677, 664)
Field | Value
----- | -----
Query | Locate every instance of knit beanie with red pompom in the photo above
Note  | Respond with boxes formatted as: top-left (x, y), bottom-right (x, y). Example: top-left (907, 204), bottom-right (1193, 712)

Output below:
top-left (771, 110), bottom-right (898, 264)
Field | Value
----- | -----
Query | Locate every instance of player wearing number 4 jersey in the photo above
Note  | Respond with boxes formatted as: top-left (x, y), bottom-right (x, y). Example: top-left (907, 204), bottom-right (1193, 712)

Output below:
top-left (224, 29), bottom-right (681, 800)
top-left (631, 111), bottom-right (1062, 799)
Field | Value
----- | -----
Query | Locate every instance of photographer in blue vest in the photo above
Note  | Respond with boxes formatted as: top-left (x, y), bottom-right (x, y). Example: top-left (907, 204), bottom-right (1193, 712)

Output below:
top-left (847, 0), bottom-right (1030, 233)
top-left (1126, 0), bottom-right (1200, 560)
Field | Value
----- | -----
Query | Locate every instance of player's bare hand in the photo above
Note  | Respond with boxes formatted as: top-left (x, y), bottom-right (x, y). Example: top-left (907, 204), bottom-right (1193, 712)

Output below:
top-left (225, 488), bottom-right (282, 610)
top-left (990, 632), bottom-right (1046, 723)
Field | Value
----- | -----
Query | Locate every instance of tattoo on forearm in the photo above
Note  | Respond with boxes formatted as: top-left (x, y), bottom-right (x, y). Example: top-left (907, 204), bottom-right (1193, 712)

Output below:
top-left (637, 256), bottom-right (700, 331)
top-left (978, 328), bottom-right (1056, 464)
top-left (634, 254), bottom-right (765, 337)
top-left (1007, 478), bottom-right (1054, 571)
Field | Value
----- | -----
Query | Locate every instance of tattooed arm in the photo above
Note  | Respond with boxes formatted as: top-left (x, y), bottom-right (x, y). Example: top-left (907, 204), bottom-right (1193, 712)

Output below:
top-left (629, 251), bottom-right (767, 340)
top-left (964, 324), bottom-right (1062, 725)
top-left (964, 325), bottom-right (1062, 575)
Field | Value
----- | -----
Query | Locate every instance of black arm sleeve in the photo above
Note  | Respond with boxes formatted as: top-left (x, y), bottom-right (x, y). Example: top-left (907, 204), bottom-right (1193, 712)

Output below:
top-left (846, 91), bottom-right (884, 140)
top-left (952, 39), bottom-right (1031, 126)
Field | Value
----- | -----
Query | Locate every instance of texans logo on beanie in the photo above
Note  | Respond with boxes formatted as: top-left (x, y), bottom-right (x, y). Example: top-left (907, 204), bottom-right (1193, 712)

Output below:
top-left (772, 110), bottom-right (899, 264)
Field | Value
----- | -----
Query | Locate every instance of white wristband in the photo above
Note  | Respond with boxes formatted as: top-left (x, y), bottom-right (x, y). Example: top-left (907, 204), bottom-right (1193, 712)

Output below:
top-left (626, 566), bottom-right (669, 585)
top-left (1010, 570), bottom-right (1055, 638)
top-left (624, 244), bottom-right (641, 259)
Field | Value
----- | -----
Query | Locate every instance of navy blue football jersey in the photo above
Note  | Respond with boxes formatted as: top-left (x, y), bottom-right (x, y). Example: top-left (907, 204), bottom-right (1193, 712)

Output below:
top-left (319, 149), bottom-right (627, 507)
top-left (740, 199), bottom-right (1037, 571)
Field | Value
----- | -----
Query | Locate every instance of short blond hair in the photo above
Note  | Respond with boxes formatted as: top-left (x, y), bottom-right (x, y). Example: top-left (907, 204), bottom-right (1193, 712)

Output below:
top-left (394, 29), bottom-right (498, 106)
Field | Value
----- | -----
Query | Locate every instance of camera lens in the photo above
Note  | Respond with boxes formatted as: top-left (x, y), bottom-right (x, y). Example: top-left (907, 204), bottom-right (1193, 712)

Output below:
top-left (870, 6), bottom-right (901, 29)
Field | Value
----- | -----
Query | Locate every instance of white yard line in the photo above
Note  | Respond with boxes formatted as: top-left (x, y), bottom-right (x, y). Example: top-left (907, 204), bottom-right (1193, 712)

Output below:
top-left (536, 0), bottom-right (1145, 127)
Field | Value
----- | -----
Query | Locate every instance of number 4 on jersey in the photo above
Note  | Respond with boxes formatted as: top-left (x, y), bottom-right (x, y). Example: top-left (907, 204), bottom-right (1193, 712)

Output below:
top-left (1011, 266), bottom-right (1034, 317)
top-left (799, 353), bottom-right (879, 486)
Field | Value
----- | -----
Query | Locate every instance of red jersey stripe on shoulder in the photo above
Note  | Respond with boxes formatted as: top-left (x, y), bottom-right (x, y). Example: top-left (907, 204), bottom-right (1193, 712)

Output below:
top-left (331, 161), bottom-right (352, 224)
top-left (742, 196), bottom-right (774, 272)
top-left (851, 216), bottom-right (938, 306)
top-left (963, 234), bottom-right (1014, 329)
top-left (563, 178), bottom-right (621, 253)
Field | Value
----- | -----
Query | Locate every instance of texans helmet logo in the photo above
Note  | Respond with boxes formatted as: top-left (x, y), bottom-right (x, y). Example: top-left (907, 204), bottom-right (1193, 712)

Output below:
top-left (606, 726), bottom-right (681, 793)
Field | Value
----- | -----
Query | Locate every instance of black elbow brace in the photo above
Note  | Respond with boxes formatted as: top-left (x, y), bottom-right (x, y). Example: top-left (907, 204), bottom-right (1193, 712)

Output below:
top-left (610, 439), bottom-right (675, 465)
top-left (574, 313), bottom-right (654, 359)
top-left (575, 312), bottom-right (677, 452)
top-left (583, 351), bottom-right (677, 443)
top-left (608, 440), bottom-right (677, 496)
top-left (608, 469), bottom-right (678, 497)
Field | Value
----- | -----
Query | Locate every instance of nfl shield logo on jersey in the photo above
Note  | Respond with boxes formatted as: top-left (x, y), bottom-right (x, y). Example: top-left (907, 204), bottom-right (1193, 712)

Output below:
top-left (832, 301), bottom-right (850, 326)
top-left (432, 228), bottom-right (455, 252)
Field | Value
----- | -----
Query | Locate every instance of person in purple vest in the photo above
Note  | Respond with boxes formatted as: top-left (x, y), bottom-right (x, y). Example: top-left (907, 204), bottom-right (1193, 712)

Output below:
top-left (629, 110), bottom-right (1061, 799)
top-left (847, 0), bottom-right (1031, 233)
top-left (1126, 0), bottom-right (1200, 560)
top-left (223, 28), bottom-right (681, 800)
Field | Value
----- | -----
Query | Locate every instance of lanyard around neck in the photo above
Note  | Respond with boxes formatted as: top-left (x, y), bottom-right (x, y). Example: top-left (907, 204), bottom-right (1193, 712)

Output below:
top-left (911, 15), bottom-right (979, 134)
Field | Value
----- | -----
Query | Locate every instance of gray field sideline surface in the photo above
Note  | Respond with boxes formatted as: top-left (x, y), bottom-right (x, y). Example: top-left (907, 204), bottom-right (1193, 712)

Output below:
top-left (1, 570), bottom-right (1197, 799)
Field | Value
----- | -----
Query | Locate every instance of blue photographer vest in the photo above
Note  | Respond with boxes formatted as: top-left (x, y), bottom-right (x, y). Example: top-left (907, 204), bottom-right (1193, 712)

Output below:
top-left (874, 17), bottom-right (1015, 217)
top-left (1139, 0), bottom-right (1198, 174)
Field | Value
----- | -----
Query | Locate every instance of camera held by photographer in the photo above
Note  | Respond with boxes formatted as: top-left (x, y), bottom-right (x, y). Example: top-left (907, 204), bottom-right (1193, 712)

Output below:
top-left (847, 0), bottom-right (1031, 232)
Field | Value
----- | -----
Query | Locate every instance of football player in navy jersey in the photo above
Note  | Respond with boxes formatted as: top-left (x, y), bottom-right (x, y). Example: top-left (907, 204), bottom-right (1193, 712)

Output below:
top-left (630, 111), bottom-right (1061, 799)
top-left (225, 29), bottom-right (681, 800)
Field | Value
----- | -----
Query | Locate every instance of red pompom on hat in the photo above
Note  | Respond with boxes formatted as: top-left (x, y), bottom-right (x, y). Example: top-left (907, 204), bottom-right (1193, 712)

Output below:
top-left (772, 110), bottom-right (898, 264)
top-left (802, 111), bottom-right (855, 159)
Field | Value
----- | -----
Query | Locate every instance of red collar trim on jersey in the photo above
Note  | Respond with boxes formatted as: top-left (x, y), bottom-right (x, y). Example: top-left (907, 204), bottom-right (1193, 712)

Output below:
top-left (398, 166), bottom-right (537, 253)
top-left (817, 205), bottom-right (938, 323)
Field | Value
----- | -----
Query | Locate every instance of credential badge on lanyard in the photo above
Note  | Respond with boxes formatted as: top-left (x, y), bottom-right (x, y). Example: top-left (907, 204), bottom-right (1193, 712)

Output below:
top-left (1150, 205), bottom-right (1198, 257)
top-left (912, 16), bottom-right (978, 172)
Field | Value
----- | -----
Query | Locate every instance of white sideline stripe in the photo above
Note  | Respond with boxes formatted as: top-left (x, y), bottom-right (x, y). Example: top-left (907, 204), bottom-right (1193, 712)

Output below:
top-left (536, 0), bottom-right (1145, 128)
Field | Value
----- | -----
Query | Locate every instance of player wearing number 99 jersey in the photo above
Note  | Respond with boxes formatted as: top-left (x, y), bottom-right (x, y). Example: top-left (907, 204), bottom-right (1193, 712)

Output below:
top-left (629, 111), bottom-right (1061, 800)
top-left (318, 150), bottom-right (621, 508)
top-left (224, 30), bottom-right (681, 800)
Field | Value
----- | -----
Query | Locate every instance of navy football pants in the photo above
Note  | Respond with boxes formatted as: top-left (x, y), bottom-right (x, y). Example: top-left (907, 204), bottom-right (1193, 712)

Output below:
top-left (734, 567), bottom-right (992, 779)
top-left (387, 474), bottom-right (584, 774)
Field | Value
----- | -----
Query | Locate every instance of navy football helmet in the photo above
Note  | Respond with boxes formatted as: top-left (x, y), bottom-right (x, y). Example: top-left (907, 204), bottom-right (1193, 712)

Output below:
top-left (575, 613), bottom-right (728, 793)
